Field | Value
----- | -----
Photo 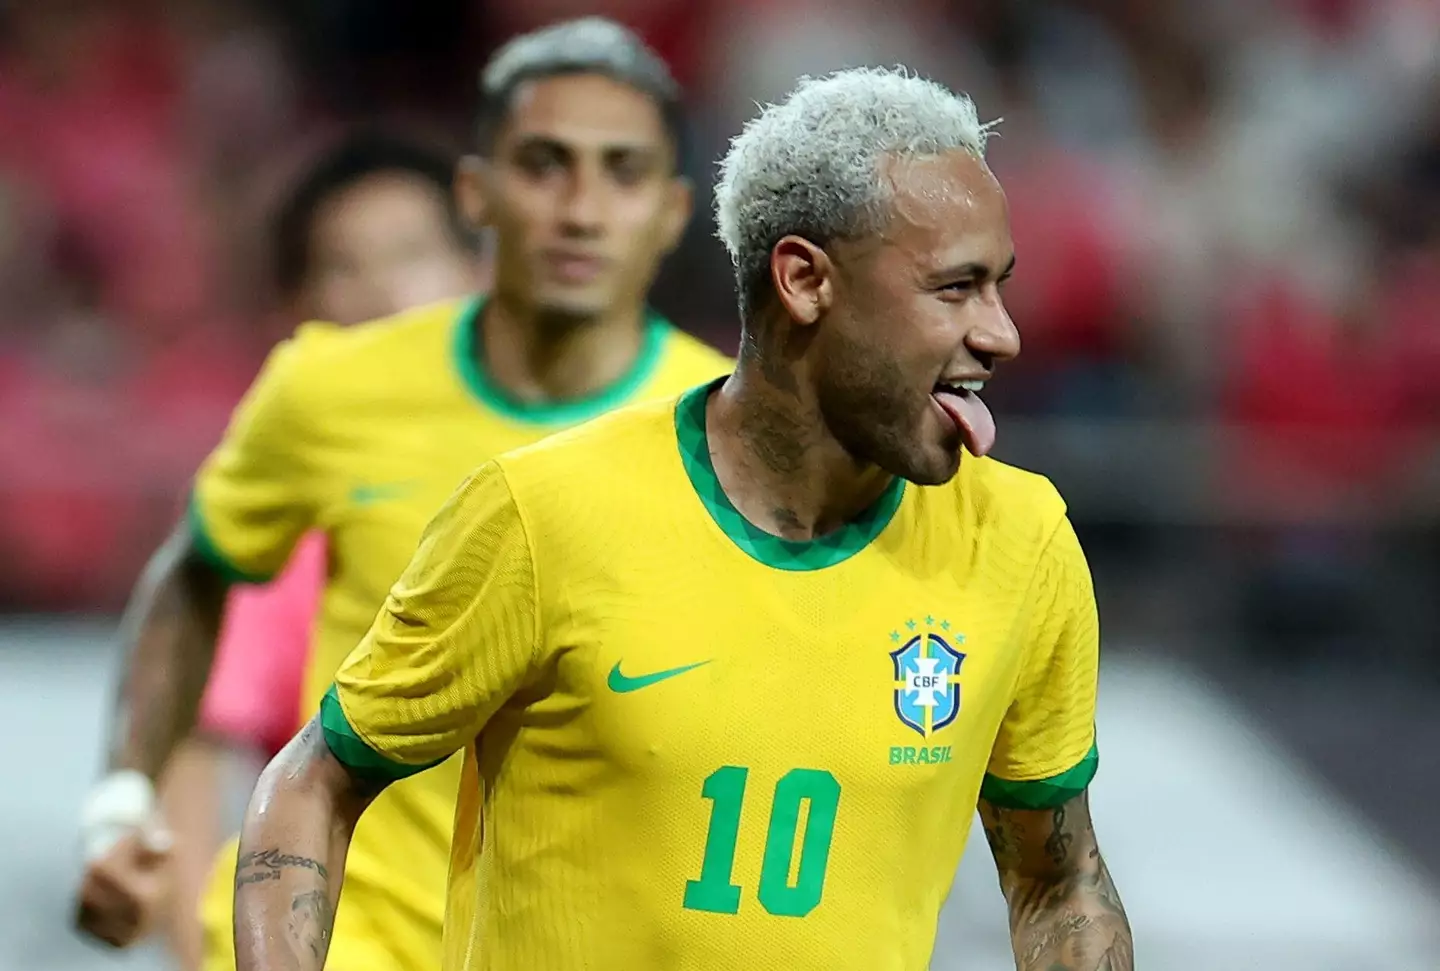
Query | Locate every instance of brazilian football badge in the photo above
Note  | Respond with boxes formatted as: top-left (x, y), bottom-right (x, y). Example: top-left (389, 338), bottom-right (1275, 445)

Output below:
top-left (889, 617), bottom-right (965, 737)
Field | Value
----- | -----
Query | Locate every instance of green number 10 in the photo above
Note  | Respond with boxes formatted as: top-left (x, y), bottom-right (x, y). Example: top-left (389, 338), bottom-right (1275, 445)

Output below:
top-left (683, 766), bottom-right (841, 918)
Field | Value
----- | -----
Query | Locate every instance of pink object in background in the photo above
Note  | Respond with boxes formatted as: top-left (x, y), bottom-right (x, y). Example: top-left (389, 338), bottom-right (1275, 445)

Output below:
top-left (196, 531), bottom-right (326, 758)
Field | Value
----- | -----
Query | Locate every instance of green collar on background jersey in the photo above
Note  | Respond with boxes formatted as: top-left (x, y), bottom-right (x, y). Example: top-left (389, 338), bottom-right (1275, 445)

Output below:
top-left (674, 379), bottom-right (906, 571)
top-left (452, 295), bottom-right (671, 425)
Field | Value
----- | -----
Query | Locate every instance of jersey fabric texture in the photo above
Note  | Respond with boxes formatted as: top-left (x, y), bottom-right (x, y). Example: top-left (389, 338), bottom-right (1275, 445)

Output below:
top-left (190, 297), bottom-right (730, 971)
top-left (329, 378), bottom-right (1101, 971)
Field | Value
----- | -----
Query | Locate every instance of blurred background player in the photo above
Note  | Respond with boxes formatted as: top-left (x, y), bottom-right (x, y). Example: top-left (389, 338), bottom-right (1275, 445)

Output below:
top-left (154, 129), bottom-right (484, 971)
top-left (74, 16), bottom-right (730, 971)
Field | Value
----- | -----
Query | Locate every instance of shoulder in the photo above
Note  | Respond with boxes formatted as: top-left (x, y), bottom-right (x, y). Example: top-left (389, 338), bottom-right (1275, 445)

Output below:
top-left (281, 299), bottom-right (466, 379)
top-left (491, 392), bottom-right (684, 539)
top-left (418, 398), bottom-right (679, 579)
top-left (638, 322), bottom-right (732, 397)
top-left (258, 299), bottom-right (469, 420)
top-left (656, 325), bottom-right (733, 375)
top-left (962, 455), bottom-right (1066, 517)
top-left (498, 393), bottom-right (681, 490)
top-left (941, 454), bottom-right (1069, 552)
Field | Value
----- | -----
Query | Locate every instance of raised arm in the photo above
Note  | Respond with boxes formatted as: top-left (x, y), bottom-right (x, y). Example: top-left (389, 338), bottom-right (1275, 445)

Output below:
top-left (979, 793), bottom-right (1131, 970)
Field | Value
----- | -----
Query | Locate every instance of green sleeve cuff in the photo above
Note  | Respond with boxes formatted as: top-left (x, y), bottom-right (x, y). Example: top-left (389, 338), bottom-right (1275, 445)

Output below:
top-left (319, 685), bottom-right (441, 784)
top-left (980, 740), bottom-right (1099, 810)
top-left (185, 493), bottom-right (274, 586)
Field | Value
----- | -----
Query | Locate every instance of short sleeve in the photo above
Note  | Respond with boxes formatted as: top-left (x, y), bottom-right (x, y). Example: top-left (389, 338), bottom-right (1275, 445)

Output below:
top-left (324, 462), bottom-right (540, 780)
top-left (980, 514), bottom-right (1100, 810)
top-left (196, 532), bottom-right (325, 756)
top-left (189, 329), bottom-right (329, 584)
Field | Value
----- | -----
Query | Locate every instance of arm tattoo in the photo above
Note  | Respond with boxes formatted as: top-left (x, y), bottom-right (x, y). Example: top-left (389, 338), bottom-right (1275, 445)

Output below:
top-left (236, 847), bottom-right (336, 965)
top-left (235, 848), bottom-right (330, 887)
top-left (287, 889), bottom-right (334, 961)
top-left (979, 793), bottom-right (1132, 971)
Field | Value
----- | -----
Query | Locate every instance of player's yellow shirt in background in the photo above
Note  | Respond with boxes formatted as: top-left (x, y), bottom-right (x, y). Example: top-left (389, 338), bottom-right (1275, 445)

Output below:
top-left (188, 297), bottom-right (730, 971)
top-left (329, 379), bottom-right (1101, 971)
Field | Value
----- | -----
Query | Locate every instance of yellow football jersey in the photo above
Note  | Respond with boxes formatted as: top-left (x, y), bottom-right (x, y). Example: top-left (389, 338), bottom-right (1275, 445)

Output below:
top-left (189, 297), bottom-right (730, 971)
top-left (329, 379), bottom-right (1101, 971)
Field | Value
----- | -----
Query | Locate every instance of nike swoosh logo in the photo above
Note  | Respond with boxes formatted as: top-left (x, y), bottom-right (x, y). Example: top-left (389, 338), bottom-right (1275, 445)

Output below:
top-left (349, 482), bottom-right (416, 506)
top-left (607, 660), bottom-right (711, 693)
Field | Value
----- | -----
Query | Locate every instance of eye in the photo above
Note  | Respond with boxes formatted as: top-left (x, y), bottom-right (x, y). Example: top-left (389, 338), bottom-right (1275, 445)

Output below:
top-left (939, 279), bottom-right (978, 294)
top-left (513, 144), bottom-right (567, 178)
top-left (606, 149), bottom-right (656, 187)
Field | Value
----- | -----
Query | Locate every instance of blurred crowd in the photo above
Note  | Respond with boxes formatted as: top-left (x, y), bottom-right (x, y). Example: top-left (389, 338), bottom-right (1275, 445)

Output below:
top-left (1, 0), bottom-right (1438, 662)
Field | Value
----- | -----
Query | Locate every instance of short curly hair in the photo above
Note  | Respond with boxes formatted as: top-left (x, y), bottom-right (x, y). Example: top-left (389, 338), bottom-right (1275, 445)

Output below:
top-left (714, 67), bottom-right (994, 316)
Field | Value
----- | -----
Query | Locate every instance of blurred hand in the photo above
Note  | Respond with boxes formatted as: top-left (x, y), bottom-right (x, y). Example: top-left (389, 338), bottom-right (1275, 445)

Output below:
top-left (75, 821), bottom-right (173, 947)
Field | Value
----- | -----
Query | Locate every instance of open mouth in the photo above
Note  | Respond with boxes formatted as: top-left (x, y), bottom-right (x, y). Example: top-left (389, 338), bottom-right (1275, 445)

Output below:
top-left (933, 379), bottom-right (986, 398)
top-left (931, 379), bottom-right (997, 458)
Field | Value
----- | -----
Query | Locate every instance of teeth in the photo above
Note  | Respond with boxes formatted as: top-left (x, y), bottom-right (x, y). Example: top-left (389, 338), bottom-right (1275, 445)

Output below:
top-left (956, 380), bottom-right (985, 393)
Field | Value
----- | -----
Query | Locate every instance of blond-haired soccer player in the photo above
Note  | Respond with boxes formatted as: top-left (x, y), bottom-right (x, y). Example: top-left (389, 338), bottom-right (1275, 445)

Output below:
top-left (74, 18), bottom-right (729, 971)
top-left (234, 67), bottom-right (1132, 971)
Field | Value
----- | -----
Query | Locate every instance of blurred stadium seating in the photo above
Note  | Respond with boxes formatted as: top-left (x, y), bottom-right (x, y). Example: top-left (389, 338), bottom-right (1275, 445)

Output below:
top-left (2, 1), bottom-right (1438, 968)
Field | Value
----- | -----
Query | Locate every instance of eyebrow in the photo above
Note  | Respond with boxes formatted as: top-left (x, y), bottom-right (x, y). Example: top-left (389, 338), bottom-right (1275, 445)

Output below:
top-left (927, 253), bottom-right (1017, 285)
top-left (509, 133), bottom-right (663, 157)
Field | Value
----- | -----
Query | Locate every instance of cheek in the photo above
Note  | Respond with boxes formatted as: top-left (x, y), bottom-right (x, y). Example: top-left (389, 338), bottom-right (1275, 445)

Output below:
top-left (818, 326), bottom-right (916, 417)
top-left (492, 185), bottom-right (553, 244)
top-left (389, 254), bottom-right (474, 305)
top-left (309, 278), bottom-right (364, 325)
top-left (615, 194), bottom-right (673, 246)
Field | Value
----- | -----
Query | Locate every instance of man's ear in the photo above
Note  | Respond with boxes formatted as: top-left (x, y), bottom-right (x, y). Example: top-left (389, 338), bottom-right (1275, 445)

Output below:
top-left (769, 235), bottom-right (834, 326)
top-left (454, 155), bottom-right (490, 229)
top-left (655, 177), bottom-right (693, 255)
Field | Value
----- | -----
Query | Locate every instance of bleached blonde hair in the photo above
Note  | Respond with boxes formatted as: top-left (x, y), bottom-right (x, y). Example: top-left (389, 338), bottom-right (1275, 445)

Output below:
top-left (714, 66), bottom-right (993, 312)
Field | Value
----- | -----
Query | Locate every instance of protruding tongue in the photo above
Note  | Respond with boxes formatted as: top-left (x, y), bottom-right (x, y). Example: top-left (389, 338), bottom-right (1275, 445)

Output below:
top-left (934, 390), bottom-right (997, 458)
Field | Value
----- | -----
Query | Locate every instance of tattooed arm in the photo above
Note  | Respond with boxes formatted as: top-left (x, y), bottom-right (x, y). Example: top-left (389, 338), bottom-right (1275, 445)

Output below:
top-left (979, 792), bottom-right (1132, 971)
top-left (234, 716), bottom-right (385, 971)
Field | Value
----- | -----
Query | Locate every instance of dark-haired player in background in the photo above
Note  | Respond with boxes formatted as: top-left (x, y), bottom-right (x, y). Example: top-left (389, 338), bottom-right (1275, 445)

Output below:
top-left (154, 130), bottom-right (483, 970)
top-left (74, 18), bottom-right (729, 971)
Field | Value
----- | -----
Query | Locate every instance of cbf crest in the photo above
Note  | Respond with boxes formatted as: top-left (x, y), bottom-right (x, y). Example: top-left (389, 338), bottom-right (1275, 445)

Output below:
top-left (889, 618), bottom-right (966, 737)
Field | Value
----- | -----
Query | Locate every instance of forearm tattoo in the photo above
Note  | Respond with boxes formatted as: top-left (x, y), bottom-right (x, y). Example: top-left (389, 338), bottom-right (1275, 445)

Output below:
top-left (980, 795), bottom-right (1133, 971)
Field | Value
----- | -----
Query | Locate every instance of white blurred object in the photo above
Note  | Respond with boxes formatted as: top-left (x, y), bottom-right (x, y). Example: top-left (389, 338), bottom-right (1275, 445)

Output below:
top-left (78, 770), bottom-right (167, 863)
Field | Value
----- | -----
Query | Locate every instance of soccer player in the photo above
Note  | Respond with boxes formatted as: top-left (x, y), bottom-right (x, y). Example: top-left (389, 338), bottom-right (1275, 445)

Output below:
top-left (156, 130), bottom-right (483, 970)
top-left (74, 18), bottom-right (729, 971)
top-left (233, 67), bottom-right (1133, 971)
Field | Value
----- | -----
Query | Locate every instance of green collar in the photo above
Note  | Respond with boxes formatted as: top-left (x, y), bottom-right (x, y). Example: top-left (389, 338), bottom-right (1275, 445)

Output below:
top-left (452, 295), bottom-right (671, 425)
top-left (674, 379), bottom-right (906, 571)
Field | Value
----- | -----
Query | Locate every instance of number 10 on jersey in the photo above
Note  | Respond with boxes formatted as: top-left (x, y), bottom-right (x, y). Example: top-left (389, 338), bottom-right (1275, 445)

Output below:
top-left (683, 766), bottom-right (841, 918)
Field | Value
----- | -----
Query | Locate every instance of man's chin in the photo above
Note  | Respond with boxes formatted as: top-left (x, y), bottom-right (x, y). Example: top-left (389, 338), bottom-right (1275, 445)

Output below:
top-left (903, 459), bottom-right (962, 487)
top-left (879, 441), bottom-right (962, 488)
top-left (531, 284), bottom-right (611, 324)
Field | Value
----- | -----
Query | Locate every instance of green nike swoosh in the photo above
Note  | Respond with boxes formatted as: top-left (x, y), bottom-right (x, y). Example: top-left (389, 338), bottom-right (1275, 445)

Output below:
top-left (349, 482), bottom-right (416, 506)
top-left (607, 660), bottom-right (711, 693)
